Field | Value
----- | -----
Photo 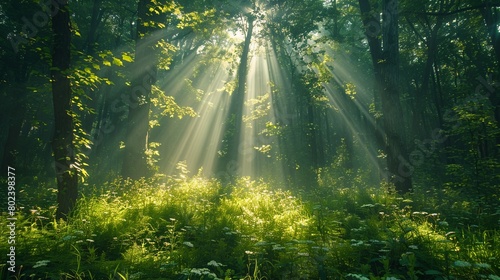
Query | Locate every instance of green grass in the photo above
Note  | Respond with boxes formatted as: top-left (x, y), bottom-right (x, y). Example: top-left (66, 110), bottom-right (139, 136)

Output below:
top-left (1, 171), bottom-right (499, 280)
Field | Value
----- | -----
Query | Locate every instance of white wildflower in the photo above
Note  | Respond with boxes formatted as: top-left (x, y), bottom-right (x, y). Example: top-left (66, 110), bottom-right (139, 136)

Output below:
top-left (207, 260), bottom-right (223, 267)
top-left (33, 260), bottom-right (50, 268)
top-left (346, 273), bottom-right (370, 280)
top-left (272, 244), bottom-right (285, 251)
top-left (190, 268), bottom-right (202, 276)
top-left (351, 240), bottom-right (364, 247)
top-left (361, 204), bottom-right (375, 208)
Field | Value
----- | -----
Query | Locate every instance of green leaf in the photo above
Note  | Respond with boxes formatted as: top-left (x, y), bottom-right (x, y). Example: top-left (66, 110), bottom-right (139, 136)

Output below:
top-left (122, 53), bottom-right (133, 63)
top-left (103, 60), bottom-right (111, 67)
top-left (112, 57), bottom-right (123, 67)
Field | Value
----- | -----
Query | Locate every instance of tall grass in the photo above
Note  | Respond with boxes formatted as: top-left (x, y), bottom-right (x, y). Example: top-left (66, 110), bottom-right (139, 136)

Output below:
top-left (1, 171), bottom-right (499, 279)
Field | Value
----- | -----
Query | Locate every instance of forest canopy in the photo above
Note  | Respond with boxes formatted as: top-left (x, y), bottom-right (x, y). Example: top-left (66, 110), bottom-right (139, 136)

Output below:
top-left (0, 0), bottom-right (499, 279)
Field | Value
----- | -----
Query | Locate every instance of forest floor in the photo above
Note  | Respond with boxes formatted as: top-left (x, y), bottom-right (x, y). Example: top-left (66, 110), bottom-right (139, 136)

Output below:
top-left (1, 172), bottom-right (499, 280)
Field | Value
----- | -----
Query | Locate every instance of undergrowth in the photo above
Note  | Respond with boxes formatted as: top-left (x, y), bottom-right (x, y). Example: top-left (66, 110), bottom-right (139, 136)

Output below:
top-left (1, 168), bottom-right (499, 279)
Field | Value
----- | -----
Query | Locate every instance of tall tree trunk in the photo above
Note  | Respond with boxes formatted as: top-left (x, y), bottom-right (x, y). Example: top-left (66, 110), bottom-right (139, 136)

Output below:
top-left (406, 16), bottom-right (443, 139)
top-left (1, 59), bottom-right (28, 172)
top-left (480, 1), bottom-right (500, 149)
top-left (218, 15), bottom-right (254, 176)
top-left (1, 87), bottom-right (26, 172)
top-left (307, 100), bottom-right (319, 168)
top-left (85, 0), bottom-right (103, 55)
top-left (51, 0), bottom-right (78, 219)
top-left (481, 1), bottom-right (500, 69)
top-left (329, 0), bottom-right (341, 41)
top-left (121, 0), bottom-right (160, 179)
top-left (359, 0), bottom-right (413, 193)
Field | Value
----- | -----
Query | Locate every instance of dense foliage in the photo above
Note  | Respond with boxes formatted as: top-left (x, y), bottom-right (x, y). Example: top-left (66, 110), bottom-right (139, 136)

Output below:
top-left (0, 0), bottom-right (499, 278)
top-left (1, 166), bottom-right (499, 279)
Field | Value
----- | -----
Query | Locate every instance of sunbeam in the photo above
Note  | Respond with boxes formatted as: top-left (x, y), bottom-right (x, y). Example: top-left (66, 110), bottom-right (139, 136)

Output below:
top-left (157, 62), bottom-right (232, 176)
top-left (322, 50), bottom-right (383, 175)
top-left (8, 0), bottom-right (500, 277)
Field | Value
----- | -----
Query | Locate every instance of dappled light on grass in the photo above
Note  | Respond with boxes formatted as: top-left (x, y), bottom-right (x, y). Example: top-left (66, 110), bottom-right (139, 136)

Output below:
top-left (2, 173), bottom-right (499, 279)
top-left (3, 0), bottom-right (500, 279)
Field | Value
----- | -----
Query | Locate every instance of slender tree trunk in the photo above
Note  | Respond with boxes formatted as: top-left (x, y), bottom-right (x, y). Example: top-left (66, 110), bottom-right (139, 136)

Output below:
top-left (1, 60), bottom-right (28, 172)
top-left (336, 81), bottom-right (358, 169)
top-left (85, 0), bottom-right (103, 55)
top-left (121, 0), bottom-right (163, 179)
top-left (481, 1), bottom-right (500, 69)
top-left (51, 0), bottom-right (78, 219)
top-left (480, 1), bottom-right (500, 149)
top-left (218, 15), bottom-right (254, 175)
top-left (381, 0), bottom-right (413, 193)
top-left (329, 0), bottom-right (341, 41)
top-left (1, 90), bottom-right (25, 172)
top-left (407, 16), bottom-right (442, 139)
top-left (359, 0), bottom-right (412, 193)
top-left (422, 19), bottom-right (442, 128)
top-left (307, 100), bottom-right (319, 168)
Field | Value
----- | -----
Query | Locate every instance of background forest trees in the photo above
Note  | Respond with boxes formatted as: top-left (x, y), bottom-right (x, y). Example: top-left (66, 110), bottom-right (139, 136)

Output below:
top-left (0, 0), bottom-right (499, 279)
top-left (0, 0), bottom-right (499, 215)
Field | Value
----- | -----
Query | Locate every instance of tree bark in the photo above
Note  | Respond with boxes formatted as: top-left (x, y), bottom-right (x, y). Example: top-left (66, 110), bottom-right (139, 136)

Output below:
top-left (85, 0), bottom-right (103, 55)
top-left (51, 0), bottom-right (78, 219)
top-left (217, 15), bottom-right (254, 176)
top-left (121, 0), bottom-right (160, 179)
top-left (479, 1), bottom-right (500, 149)
top-left (481, 1), bottom-right (500, 66)
top-left (1, 58), bottom-right (28, 173)
top-left (406, 15), bottom-right (443, 139)
top-left (1, 87), bottom-right (26, 172)
top-left (307, 99), bottom-right (320, 168)
top-left (359, 0), bottom-right (413, 193)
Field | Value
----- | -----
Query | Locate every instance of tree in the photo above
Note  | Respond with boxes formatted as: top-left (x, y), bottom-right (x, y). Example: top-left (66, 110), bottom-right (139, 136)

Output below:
top-left (217, 4), bottom-right (256, 176)
top-left (51, 0), bottom-right (78, 219)
top-left (0, 1), bottom-right (50, 175)
top-left (402, 0), bottom-right (445, 138)
top-left (477, 1), bottom-right (500, 147)
top-left (358, 0), bottom-right (413, 193)
top-left (121, 0), bottom-right (166, 179)
top-left (121, 0), bottom-right (224, 179)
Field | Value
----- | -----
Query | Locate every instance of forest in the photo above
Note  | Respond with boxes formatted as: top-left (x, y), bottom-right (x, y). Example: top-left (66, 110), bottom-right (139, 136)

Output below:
top-left (1, 0), bottom-right (500, 279)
